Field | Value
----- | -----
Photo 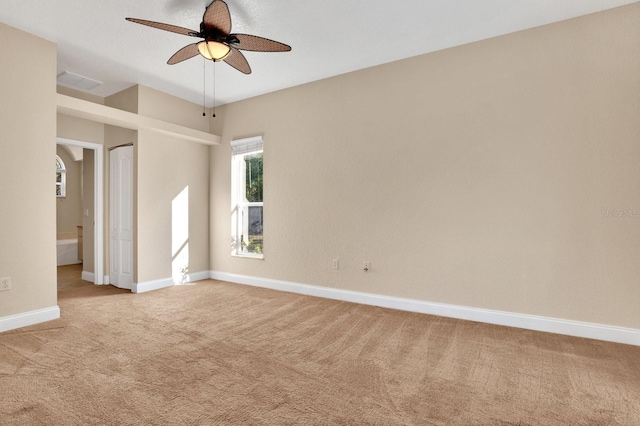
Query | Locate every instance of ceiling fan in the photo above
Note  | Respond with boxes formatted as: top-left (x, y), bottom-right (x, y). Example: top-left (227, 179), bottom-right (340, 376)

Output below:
top-left (126, 0), bottom-right (291, 74)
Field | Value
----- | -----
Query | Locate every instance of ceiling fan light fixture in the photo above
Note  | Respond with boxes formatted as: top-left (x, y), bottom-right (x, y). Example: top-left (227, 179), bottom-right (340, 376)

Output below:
top-left (127, 0), bottom-right (289, 74)
top-left (197, 40), bottom-right (230, 61)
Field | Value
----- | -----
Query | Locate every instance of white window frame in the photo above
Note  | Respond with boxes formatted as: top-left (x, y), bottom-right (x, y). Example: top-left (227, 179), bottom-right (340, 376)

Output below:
top-left (56, 155), bottom-right (67, 198)
top-left (231, 136), bottom-right (264, 259)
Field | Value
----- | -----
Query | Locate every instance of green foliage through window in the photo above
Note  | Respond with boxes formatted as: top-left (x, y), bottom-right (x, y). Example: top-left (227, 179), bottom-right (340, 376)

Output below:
top-left (245, 154), bottom-right (263, 202)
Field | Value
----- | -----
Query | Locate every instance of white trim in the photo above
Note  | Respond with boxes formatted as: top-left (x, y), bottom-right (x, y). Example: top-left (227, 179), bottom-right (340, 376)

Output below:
top-left (55, 155), bottom-right (67, 197)
top-left (103, 275), bottom-right (110, 285)
top-left (81, 271), bottom-right (95, 283)
top-left (57, 94), bottom-right (220, 146)
top-left (232, 253), bottom-right (264, 260)
top-left (231, 135), bottom-right (263, 145)
top-left (231, 142), bottom-right (264, 257)
top-left (187, 271), bottom-right (211, 282)
top-left (132, 271), bottom-right (211, 293)
top-left (231, 135), bottom-right (263, 154)
top-left (208, 271), bottom-right (640, 347)
top-left (56, 137), bottom-right (104, 285)
top-left (132, 278), bottom-right (174, 294)
top-left (0, 306), bottom-right (60, 333)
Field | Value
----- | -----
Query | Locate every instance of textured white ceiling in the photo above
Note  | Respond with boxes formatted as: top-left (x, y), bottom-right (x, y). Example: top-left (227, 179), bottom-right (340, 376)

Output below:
top-left (1, 0), bottom-right (637, 106)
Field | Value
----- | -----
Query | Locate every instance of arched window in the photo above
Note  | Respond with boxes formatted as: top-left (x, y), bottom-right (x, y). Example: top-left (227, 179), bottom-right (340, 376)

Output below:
top-left (56, 155), bottom-right (66, 197)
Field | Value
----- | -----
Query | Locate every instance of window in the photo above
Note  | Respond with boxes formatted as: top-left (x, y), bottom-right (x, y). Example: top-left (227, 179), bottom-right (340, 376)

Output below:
top-left (56, 155), bottom-right (66, 197)
top-left (231, 136), bottom-right (263, 258)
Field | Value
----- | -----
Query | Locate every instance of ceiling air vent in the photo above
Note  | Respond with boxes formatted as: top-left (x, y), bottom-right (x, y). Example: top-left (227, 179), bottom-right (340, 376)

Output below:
top-left (57, 71), bottom-right (102, 91)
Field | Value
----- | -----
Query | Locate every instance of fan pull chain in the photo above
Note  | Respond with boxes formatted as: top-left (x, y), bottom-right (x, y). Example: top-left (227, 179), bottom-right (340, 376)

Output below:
top-left (212, 61), bottom-right (217, 118)
top-left (202, 58), bottom-right (206, 117)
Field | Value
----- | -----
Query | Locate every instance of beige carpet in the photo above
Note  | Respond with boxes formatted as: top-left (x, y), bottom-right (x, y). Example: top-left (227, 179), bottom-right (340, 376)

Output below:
top-left (1, 278), bottom-right (639, 425)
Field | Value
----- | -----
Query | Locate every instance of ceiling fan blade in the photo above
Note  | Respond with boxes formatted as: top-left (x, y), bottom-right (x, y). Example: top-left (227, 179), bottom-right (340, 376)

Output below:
top-left (202, 0), bottom-right (232, 35)
top-left (168, 43), bottom-right (201, 65)
top-left (126, 18), bottom-right (197, 37)
top-left (223, 48), bottom-right (251, 74)
top-left (232, 34), bottom-right (291, 52)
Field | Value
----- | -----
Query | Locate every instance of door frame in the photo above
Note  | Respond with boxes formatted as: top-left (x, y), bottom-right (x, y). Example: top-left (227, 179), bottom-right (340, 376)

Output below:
top-left (56, 137), bottom-right (105, 285)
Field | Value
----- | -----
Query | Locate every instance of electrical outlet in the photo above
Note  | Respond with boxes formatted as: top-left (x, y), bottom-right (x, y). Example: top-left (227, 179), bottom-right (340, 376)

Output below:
top-left (332, 258), bottom-right (339, 270)
top-left (0, 277), bottom-right (11, 291)
top-left (363, 262), bottom-right (370, 272)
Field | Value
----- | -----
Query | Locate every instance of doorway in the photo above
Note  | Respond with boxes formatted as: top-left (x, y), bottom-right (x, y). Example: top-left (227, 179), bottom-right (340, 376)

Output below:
top-left (56, 137), bottom-right (105, 285)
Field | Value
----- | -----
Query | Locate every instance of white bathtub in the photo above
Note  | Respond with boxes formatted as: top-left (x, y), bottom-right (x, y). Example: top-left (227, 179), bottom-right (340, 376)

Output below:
top-left (57, 239), bottom-right (81, 266)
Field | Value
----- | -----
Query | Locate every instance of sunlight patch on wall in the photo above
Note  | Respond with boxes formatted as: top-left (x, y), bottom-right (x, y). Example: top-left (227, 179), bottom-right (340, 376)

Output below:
top-left (172, 186), bottom-right (189, 284)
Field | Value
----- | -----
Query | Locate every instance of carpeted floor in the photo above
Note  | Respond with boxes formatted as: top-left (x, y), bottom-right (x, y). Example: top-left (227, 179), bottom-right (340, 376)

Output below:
top-left (1, 274), bottom-right (639, 425)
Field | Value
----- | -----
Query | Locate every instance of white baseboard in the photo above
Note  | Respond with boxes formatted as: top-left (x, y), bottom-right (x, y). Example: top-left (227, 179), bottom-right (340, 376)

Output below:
top-left (131, 271), bottom-right (210, 294)
top-left (0, 306), bottom-right (61, 333)
top-left (132, 277), bottom-right (173, 294)
top-left (187, 271), bottom-right (211, 282)
top-left (81, 271), bottom-right (95, 283)
top-left (57, 260), bottom-right (82, 266)
top-left (209, 271), bottom-right (640, 347)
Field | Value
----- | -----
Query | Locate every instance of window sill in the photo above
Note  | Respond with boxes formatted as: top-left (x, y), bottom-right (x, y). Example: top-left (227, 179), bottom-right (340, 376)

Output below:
top-left (232, 253), bottom-right (264, 260)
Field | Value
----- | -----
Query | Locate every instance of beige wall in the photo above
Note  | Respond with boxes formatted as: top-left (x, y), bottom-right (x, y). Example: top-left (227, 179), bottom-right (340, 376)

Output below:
top-left (137, 131), bottom-right (210, 283)
top-left (3, 3), bottom-right (637, 335)
top-left (105, 85), bottom-right (211, 284)
top-left (59, 84), bottom-right (211, 285)
top-left (210, 3), bottom-right (640, 329)
top-left (0, 23), bottom-right (57, 317)
top-left (56, 146), bottom-right (82, 237)
top-left (58, 85), bottom-right (104, 105)
top-left (82, 148), bottom-right (95, 273)
top-left (105, 85), bottom-right (138, 114)
top-left (138, 85), bottom-right (210, 132)
top-left (0, 23), bottom-right (212, 322)
top-left (57, 86), bottom-right (105, 145)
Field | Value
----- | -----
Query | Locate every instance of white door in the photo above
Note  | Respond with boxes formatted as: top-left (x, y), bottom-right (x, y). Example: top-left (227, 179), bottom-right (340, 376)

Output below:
top-left (109, 146), bottom-right (134, 289)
